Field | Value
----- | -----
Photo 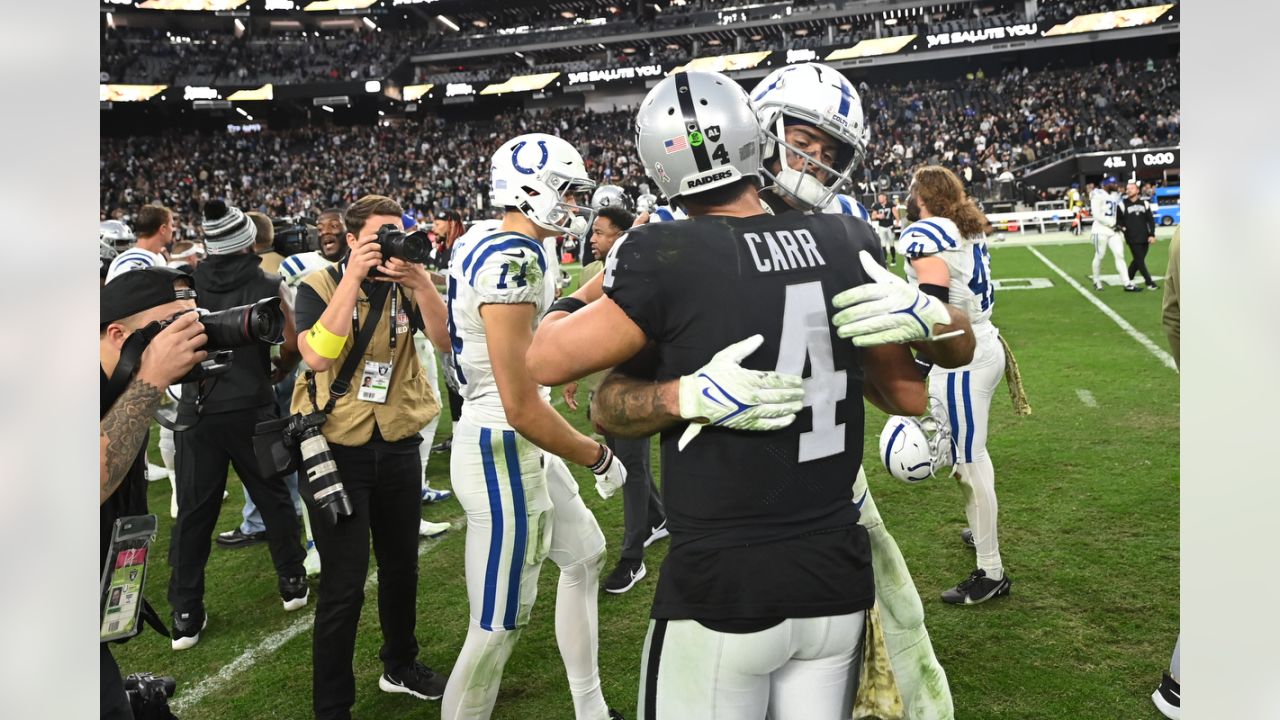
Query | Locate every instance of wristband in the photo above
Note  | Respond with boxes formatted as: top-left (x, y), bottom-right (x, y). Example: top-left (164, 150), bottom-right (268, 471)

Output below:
top-left (546, 297), bottom-right (587, 317)
top-left (307, 319), bottom-right (348, 360)
top-left (587, 442), bottom-right (612, 474)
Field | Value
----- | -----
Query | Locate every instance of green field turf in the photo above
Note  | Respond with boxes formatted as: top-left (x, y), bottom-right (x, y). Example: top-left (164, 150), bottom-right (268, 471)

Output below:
top-left (116, 232), bottom-right (1179, 719)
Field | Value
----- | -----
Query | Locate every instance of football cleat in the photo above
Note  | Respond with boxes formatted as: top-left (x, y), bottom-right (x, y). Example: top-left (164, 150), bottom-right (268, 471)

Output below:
top-left (171, 609), bottom-right (207, 651)
top-left (644, 521), bottom-right (669, 548)
top-left (146, 463), bottom-right (170, 482)
top-left (941, 568), bottom-right (1010, 605)
top-left (420, 484), bottom-right (453, 504)
top-left (1093, 280), bottom-right (1104, 291)
top-left (1124, 284), bottom-right (1142, 292)
top-left (379, 662), bottom-right (447, 701)
top-left (1151, 671), bottom-right (1181, 719)
top-left (960, 528), bottom-right (976, 549)
top-left (280, 576), bottom-right (309, 612)
top-left (419, 520), bottom-right (450, 539)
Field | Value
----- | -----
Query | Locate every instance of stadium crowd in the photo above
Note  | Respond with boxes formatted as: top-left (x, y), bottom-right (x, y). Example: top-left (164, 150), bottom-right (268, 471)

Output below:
top-left (102, 56), bottom-right (1178, 233)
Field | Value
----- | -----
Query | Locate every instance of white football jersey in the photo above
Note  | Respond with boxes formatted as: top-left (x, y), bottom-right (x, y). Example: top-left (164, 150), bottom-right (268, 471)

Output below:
top-left (446, 224), bottom-right (556, 427)
top-left (1090, 188), bottom-right (1121, 234)
top-left (105, 247), bottom-right (166, 283)
top-left (896, 216), bottom-right (995, 328)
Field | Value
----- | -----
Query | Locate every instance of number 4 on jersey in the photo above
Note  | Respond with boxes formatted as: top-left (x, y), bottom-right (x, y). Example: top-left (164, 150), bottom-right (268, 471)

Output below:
top-left (776, 281), bottom-right (846, 462)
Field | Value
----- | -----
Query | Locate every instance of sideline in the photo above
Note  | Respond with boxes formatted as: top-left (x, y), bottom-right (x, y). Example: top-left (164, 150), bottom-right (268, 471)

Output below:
top-left (1027, 246), bottom-right (1177, 371)
top-left (171, 516), bottom-right (465, 713)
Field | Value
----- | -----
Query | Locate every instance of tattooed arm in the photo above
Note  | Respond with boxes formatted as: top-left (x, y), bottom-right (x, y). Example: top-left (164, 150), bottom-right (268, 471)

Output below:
top-left (100, 377), bottom-right (164, 505)
top-left (589, 370), bottom-right (683, 439)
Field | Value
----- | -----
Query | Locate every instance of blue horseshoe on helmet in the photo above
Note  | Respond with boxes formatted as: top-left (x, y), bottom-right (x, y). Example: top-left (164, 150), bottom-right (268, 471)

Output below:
top-left (511, 140), bottom-right (549, 175)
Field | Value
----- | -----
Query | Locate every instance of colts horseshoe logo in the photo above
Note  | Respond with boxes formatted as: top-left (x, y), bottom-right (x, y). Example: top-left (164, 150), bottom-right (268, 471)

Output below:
top-left (511, 140), bottom-right (550, 175)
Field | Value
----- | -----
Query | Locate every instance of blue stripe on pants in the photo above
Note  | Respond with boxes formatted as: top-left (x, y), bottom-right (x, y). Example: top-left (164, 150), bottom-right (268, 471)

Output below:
top-left (946, 374), bottom-right (959, 464)
top-left (962, 371), bottom-right (975, 461)
top-left (479, 428), bottom-right (504, 631)
top-left (501, 431), bottom-right (528, 631)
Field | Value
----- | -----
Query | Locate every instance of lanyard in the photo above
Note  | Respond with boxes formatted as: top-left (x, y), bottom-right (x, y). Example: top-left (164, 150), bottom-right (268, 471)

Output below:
top-left (351, 282), bottom-right (398, 357)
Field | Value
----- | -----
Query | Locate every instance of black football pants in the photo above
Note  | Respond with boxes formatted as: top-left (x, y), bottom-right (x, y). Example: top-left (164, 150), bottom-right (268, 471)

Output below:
top-left (168, 405), bottom-right (305, 615)
top-left (1127, 241), bottom-right (1154, 285)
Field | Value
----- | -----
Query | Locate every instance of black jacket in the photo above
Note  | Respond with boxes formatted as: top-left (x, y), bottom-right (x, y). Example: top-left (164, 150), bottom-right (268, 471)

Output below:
top-left (1119, 196), bottom-right (1156, 245)
top-left (178, 253), bottom-right (281, 418)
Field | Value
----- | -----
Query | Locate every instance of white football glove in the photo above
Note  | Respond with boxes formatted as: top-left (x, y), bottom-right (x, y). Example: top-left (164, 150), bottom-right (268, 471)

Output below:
top-left (677, 334), bottom-right (805, 451)
top-left (831, 251), bottom-right (956, 346)
top-left (588, 443), bottom-right (627, 500)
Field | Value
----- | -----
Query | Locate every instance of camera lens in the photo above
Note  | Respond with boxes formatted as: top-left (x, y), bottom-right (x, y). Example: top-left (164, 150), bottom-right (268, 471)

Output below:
top-left (398, 230), bottom-right (431, 264)
top-left (201, 297), bottom-right (285, 349)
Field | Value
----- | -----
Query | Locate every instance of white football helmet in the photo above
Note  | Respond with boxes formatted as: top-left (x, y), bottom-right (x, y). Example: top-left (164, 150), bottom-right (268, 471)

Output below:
top-left (879, 413), bottom-right (953, 484)
top-left (100, 219), bottom-right (136, 253)
top-left (635, 70), bottom-right (763, 200)
top-left (591, 184), bottom-right (632, 211)
top-left (490, 133), bottom-right (596, 238)
top-left (749, 62), bottom-right (869, 211)
top-left (635, 193), bottom-right (658, 214)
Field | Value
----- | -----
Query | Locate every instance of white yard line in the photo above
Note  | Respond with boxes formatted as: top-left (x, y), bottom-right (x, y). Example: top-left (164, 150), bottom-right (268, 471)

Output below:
top-left (172, 517), bottom-right (464, 713)
top-left (1076, 389), bottom-right (1098, 408)
top-left (1026, 246), bottom-right (1178, 372)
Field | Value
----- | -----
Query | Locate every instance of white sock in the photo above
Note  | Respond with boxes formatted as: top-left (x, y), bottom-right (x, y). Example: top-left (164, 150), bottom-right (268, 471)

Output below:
top-left (956, 456), bottom-right (1003, 580)
top-left (556, 553), bottom-right (609, 720)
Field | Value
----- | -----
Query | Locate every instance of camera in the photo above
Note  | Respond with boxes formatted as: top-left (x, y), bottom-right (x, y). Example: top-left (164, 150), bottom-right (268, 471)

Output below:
top-left (272, 216), bottom-right (320, 257)
top-left (374, 223), bottom-right (431, 266)
top-left (124, 672), bottom-right (177, 719)
top-left (197, 297), bottom-right (286, 348)
top-left (271, 412), bottom-right (353, 526)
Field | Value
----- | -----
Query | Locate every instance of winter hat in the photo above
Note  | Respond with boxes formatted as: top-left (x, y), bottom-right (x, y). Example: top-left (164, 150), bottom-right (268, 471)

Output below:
top-left (201, 199), bottom-right (256, 255)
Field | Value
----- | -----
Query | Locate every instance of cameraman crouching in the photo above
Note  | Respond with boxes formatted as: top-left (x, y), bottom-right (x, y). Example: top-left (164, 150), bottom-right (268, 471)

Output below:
top-left (100, 267), bottom-right (208, 718)
top-left (291, 195), bottom-right (452, 720)
top-left (167, 200), bottom-right (307, 650)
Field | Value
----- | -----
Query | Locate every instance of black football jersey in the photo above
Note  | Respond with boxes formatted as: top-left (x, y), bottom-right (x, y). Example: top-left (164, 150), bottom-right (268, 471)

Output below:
top-left (603, 209), bottom-right (883, 622)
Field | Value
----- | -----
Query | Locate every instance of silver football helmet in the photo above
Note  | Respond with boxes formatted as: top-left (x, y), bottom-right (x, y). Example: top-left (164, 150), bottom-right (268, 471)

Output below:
top-left (635, 70), bottom-right (763, 201)
top-left (750, 62), bottom-right (870, 211)
top-left (591, 184), bottom-right (632, 211)
top-left (100, 219), bottom-right (135, 253)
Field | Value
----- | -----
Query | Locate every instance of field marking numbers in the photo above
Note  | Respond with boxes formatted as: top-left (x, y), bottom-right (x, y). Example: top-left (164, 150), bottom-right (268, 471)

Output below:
top-left (1076, 389), bottom-right (1098, 408)
top-left (172, 517), bottom-right (465, 712)
top-left (1026, 246), bottom-right (1178, 372)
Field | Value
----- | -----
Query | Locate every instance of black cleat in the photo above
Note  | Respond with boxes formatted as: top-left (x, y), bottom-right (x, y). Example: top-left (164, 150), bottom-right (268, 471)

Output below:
top-left (280, 575), bottom-right (309, 612)
top-left (171, 609), bottom-right (207, 651)
top-left (1123, 284), bottom-right (1143, 292)
top-left (960, 528), bottom-right (975, 549)
top-left (609, 710), bottom-right (625, 720)
top-left (941, 568), bottom-right (1011, 605)
top-left (1147, 283), bottom-right (1160, 290)
top-left (603, 558), bottom-right (646, 595)
top-left (379, 661), bottom-right (447, 701)
top-left (1151, 671), bottom-right (1181, 719)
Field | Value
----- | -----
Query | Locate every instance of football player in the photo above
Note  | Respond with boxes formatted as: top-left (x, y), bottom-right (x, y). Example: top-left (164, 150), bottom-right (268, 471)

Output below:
top-left (896, 165), bottom-right (1012, 604)
top-left (1090, 175), bottom-right (1138, 291)
top-left (440, 133), bottom-right (626, 720)
top-left (527, 71), bottom-right (974, 719)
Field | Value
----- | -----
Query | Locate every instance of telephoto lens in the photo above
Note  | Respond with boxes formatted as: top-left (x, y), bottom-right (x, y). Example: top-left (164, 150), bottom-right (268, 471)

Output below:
top-left (200, 297), bottom-right (286, 348)
top-left (293, 414), bottom-right (354, 525)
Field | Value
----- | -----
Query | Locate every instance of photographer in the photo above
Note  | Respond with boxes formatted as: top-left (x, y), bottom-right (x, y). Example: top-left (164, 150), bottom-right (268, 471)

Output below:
top-left (100, 267), bottom-right (208, 719)
top-left (167, 200), bottom-right (307, 650)
top-left (291, 194), bottom-right (451, 719)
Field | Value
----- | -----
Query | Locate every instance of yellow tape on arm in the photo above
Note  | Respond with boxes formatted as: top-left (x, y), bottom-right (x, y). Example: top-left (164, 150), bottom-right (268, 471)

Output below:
top-left (307, 319), bottom-right (348, 360)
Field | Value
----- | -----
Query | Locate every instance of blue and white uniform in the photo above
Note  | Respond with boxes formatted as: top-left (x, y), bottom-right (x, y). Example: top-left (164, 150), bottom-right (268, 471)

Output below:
top-left (105, 247), bottom-right (166, 283)
top-left (1090, 188), bottom-right (1131, 287)
top-left (897, 215), bottom-right (1006, 579)
top-left (444, 223), bottom-right (607, 720)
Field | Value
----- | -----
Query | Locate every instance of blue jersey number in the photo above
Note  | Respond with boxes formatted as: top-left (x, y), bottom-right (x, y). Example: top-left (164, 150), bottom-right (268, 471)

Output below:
top-left (969, 243), bottom-right (994, 311)
top-left (496, 260), bottom-right (529, 290)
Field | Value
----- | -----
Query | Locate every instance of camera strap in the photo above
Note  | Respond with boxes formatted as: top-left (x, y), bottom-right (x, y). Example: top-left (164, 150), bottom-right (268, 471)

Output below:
top-left (315, 281), bottom-right (391, 414)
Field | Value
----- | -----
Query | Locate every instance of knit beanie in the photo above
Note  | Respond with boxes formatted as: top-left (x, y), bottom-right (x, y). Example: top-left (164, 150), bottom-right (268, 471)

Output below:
top-left (201, 199), bottom-right (256, 255)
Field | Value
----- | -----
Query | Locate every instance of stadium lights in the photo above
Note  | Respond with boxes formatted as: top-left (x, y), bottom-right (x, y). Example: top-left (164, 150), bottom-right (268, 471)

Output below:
top-left (378, 110), bottom-right (385, 116)
top-left (362, 16), bottom-right (377, 30)
top-left (437, 15), bottom-right (460, 31)
top-left (106, 12), bottom-right (114, 28)
top-left (514, 51), bottom-right (524, 58)
top-left (651, 3), bottom-right (661, 11)
top-left (235, 107), bottom-right (250, 117)
top-left (322, 105), bottom-right (334, 112)
top-left (234, 18), bottom-right (245, 32)
top-left (365, 80), bottom-right (381, 93)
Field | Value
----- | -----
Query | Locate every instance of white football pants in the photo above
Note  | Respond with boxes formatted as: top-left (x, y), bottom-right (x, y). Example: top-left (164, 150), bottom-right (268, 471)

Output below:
top-left (442, 418), bottom-right (608, 720)
top-left (638, 611), bottom-right (865, 720)
top-left (1091, 229), bottom-right (1130, 286)
top-left (930, 329), bottom-right (1005, 577)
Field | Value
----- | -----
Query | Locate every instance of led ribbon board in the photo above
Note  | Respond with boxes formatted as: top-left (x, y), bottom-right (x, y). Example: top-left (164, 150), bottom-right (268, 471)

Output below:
top-left (825, 35), bottom-right (916, 61)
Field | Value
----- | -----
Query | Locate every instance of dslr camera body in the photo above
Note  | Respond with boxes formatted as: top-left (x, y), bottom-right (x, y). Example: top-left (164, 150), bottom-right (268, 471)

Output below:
top-left (370, 223), bottom-right (431, 276)
top-left (124, 672), bottom-right (178, 720)
top-left (272, 216), bottom-right (320, 257)
top-left (136, 298), bottom-right (286, 384)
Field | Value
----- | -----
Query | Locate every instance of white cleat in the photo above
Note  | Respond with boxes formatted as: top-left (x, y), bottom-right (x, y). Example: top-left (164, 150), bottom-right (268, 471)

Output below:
top-left (419, 520), bottom-right (450, 539)
top-left (147, 463), bottom-right (170, 482)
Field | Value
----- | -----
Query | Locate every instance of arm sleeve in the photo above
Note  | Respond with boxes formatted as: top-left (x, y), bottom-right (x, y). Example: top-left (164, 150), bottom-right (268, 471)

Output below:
top-left (293, 282), bottom-right (326, 334)
top-left (1091, 194), bottom-right (1115, 229)
top-left (468, 242), bottom-right (547, 305)
top-left (602, 231), bottom-right (667, 341)
top-left (895, 222), bottom-right (952, 260)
